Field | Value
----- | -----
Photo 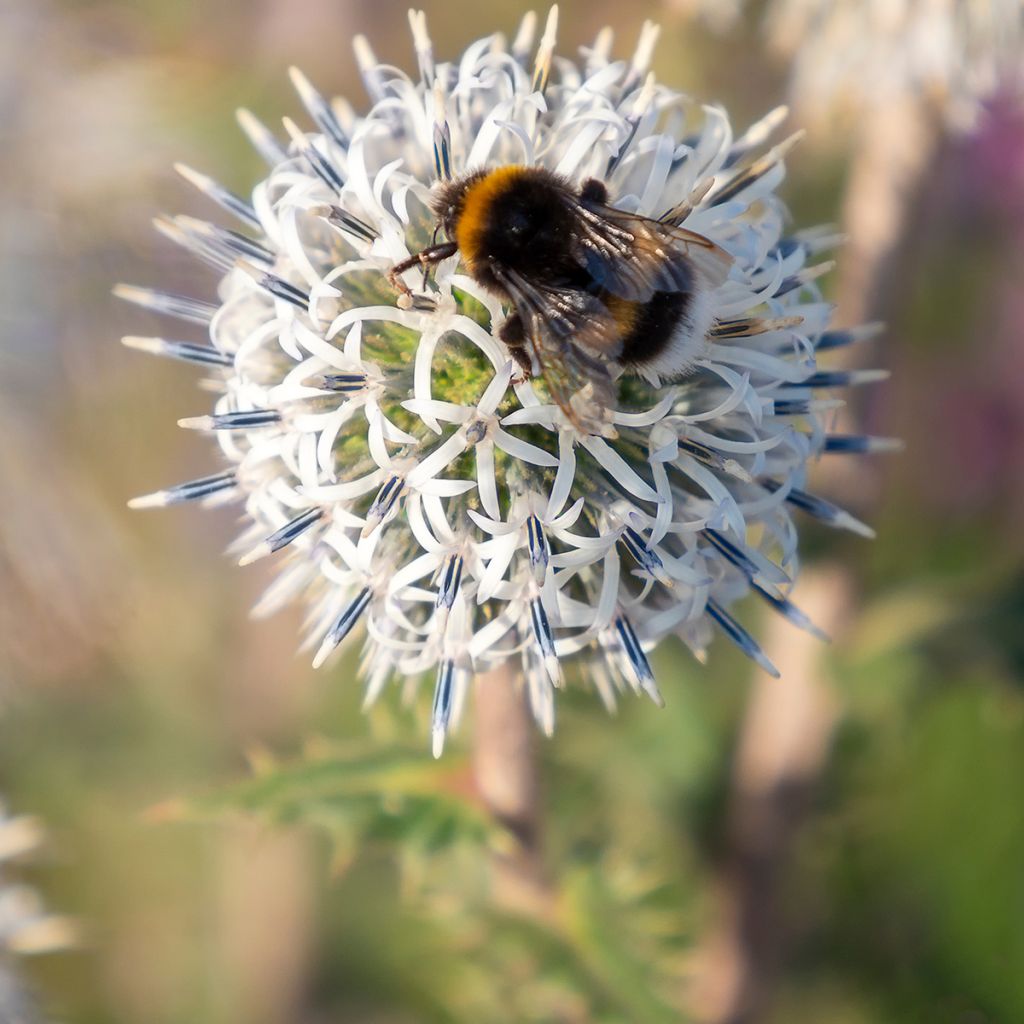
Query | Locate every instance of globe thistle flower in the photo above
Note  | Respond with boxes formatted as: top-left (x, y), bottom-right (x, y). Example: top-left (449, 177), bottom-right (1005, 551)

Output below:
top-left (766, 0), bottom-right (1023, 130)
top-left (676, 0), bottom-right (1021, 130)
top-left (121, 9), bottom-right (888, 754)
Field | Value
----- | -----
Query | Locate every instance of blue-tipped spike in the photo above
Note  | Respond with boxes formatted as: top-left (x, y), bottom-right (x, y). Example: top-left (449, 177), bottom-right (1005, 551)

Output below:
top-left (236, 108), bottom-right (289, 167)
top-left (619, 526), bottom-right (673, 587)
top-left (178, 409), bottom-right (281, 431)
top-left (312, 587), bottom-right (372, 668)
top-left (361, 475), bottom-right (405, 538)
top-left (320, 372), bottom-right (367, 394)
top-left (530, 597), bottom-right (556, 659)
top-left (526, 515), bottom-right (550, 583)
top-left (121, 336), bottom-right (233, 368)
top-left (432, 120), bottom-right (452, 181)
top-left (767, 482), bottom-right (876, 539)
top-left (288, 67), bottom-right (349, 150)
top-left (435, 554), bottom-right (464, 610)
top-left (703, 529), bottom-right (789, 586)
top-left (771, 399), bottom-right (833, 416)
top-left (282, 118), bottom-right (345, 192)
top-left (313, 204), bottom-right (377, 243)
top-left (239, 507), bottom-right (324, 566)
top-left (770, 237), bottom-right (804, 260)
top-left (613, 614), bottom-right (663, 705)
top-left (128, 470), bottom-right (237, 509)
top-left (606, 97), bottom-right (644, 176)
top-left (709, 314), bottom-right (805, 339)
top-left (752, 582), bottom-right (829, 641)
top-left (788, 369), bottom-right (890, 389)
top-left (680, 439), bottom-right (752, 481)
top-left (174, 163), bottom-right (260, 229)
top-left (113, 285), bottom-right (217, 325)
top-left (706, 599), bottom-right (780, 677)
top-left (824, 434), bottom-right (904, 455)
top-left (814, 322), bottom-right (884, 351)
top-left (431, 659), bottom-right (455, 757)
top-left (153, 214), bottom-right (235, 272)
top-left (709, 131), bottom-right (804, 206)
top-left (179, 218), bottom-right (274, 266)
top-left (237, 261), bottom-right (310, 309)
top-left (530, 596), bottom-right (561, 685)
top-left (775, 260), bottom-right (834, 298)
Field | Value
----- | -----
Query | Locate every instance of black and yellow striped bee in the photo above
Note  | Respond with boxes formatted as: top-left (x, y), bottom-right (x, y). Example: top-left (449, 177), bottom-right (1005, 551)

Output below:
top-left (388, 165), bottom-right (732, 434)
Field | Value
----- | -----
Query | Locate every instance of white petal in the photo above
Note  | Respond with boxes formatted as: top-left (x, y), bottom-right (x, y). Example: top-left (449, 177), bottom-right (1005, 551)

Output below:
top-left (413, 328), bottom-right (443, 433)
top-left (406, 432), bottom-right (468, 487)
top-left (478, 360), bottom-right (514, 415)
top-left (417, 478), bottom-right (476, 497)
top-left (581, 437), bottom-right (661, 504)
top-left (476, 441), bottom-right (500, 520)
top-left (545, 431), bottom-right (577, 519)
top-left (493, 427), bottom-right (559, 467)
top-left (402, 398), bottom-right (472, 427)
top-left (476, 530), bottom-right (520, 603)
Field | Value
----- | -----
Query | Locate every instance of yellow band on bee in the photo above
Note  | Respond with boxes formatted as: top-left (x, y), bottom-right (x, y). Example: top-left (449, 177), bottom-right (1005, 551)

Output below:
top-left (602, 293), bottom-right (639, 336)
top-left (455, 165), bottom-right (528, 267)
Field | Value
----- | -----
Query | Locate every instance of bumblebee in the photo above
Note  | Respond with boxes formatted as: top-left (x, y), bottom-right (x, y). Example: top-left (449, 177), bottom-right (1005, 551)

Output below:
top-left (387, 165), bottom-right (732, 434)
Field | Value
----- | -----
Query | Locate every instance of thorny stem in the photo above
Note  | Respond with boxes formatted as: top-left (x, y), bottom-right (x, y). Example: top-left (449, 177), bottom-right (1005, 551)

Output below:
top-left (472, 662), bottom-right (551, 918)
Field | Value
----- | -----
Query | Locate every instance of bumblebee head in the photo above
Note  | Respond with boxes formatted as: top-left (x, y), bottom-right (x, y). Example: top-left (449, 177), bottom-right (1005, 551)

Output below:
top-left (430, 166), bottom-right (576, 277)
top-left (430, 172), bottom-right (486, 243)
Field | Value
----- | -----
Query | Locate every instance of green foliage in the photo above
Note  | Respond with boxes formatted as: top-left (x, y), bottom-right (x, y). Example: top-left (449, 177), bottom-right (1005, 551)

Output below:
top-left (171, 737), bottom-right (696, 1022)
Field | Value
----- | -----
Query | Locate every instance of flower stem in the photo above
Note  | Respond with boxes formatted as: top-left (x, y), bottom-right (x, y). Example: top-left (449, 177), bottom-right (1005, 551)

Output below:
top-left (472, 663), bottom-right (550, 917)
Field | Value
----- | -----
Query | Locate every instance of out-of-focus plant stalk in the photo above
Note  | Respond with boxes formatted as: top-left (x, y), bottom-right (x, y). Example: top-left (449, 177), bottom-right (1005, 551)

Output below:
top-left (691, 566), bottom-right (853, 1023)
top-left (0, 962), bottom-right (41, 1024)
top-left (693, 98), bottom-right (939, 1024)
top-left (838, 97), bottom-right (938, 327)
top-left (472, 665), bottom-right (551, 918)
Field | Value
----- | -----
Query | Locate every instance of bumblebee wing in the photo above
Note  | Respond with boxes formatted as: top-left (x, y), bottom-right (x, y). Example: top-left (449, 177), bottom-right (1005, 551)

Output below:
top-left (496, 265), bottom-right (623, 358)
top-left (495, 266), bottom-right (619, 434)
top-left (572, 201), bottom-right (733, 302)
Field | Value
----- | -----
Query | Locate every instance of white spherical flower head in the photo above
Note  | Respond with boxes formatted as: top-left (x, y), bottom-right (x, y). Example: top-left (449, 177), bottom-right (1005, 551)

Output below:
top-left (766, 0), bottom-right (1023, 130)
top-left (121, 10), bottom-right (891, 755)
top-left (680, 1), bottom-right (1021, 131)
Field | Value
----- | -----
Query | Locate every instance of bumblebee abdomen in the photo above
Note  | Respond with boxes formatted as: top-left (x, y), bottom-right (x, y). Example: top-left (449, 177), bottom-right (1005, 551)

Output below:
top-left (616, 290), bottom-right (697, 371)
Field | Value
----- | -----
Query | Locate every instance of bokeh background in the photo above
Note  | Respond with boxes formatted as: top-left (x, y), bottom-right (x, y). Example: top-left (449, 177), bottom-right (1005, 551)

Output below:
top-left (1, 1), bottom-right (1023, 1021)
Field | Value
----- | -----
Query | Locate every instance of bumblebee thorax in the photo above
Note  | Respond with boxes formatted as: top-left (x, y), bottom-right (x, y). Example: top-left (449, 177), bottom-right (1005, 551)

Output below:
top-left (436, 166), bottom-right (580, 284)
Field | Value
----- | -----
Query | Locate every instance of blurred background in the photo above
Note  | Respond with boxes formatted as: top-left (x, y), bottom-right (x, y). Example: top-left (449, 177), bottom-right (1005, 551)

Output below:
top-left (1, 1), bottom-right (1023, 1021)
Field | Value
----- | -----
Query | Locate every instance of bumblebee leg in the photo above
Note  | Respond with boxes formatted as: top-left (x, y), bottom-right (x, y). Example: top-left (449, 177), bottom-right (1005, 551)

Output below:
top-left (580, 178), bottom-right (609, 204)
top-left (499, 313), bottom-right (533, 381)
top-left (421, 225), bottom-right (441, 290)
top-left (387, 241), bottom-right (458, 309)
top-left (507, 345), bottom-right (534, 382)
